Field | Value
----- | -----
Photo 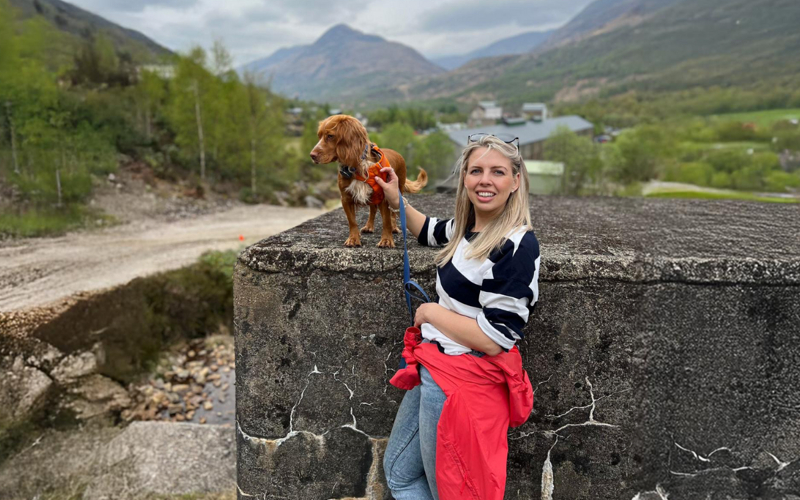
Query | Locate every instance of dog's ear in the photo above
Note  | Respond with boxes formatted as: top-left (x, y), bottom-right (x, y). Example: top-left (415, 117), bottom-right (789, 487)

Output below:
top-left (335, 117), bottom-right (368, 168)
top-left (316, 117), bottom-right (330, 140)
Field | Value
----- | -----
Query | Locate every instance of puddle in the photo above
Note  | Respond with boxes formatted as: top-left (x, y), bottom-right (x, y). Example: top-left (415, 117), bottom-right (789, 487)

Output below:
top-left (124, 335), bottom-right (235, 425)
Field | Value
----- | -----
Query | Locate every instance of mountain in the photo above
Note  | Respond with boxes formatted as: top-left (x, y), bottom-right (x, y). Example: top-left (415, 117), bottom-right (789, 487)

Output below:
top-left (400, 0), bottom-right (800, 106)
top-left (240, 24), bottom-right (445, 103)
top-left (539, 0), bottom-right (685, 50)
top-left (431, 29), bottom-right (555, 71)
top-left (7, 0), bottom-right (172, 62)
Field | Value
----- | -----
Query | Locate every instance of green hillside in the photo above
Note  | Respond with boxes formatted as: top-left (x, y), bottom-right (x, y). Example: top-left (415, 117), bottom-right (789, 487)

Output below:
top-left (7, 0), bottom-right (171, 64)
top-left (405, 0), bottom-right (800, 110)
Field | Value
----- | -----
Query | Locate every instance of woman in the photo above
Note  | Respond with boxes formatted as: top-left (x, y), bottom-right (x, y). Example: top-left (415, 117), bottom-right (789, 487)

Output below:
top-left (375, 134), bottom-right (540, 499)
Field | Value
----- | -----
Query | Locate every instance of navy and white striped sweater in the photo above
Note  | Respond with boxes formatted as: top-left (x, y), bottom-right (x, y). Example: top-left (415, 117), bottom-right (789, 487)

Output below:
top-left (418, 216), bottom-right (540, 355)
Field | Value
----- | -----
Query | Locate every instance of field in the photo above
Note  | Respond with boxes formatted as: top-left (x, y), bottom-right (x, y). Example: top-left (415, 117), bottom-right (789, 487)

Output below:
top-left (643, 182), bottom-right (798, 204)
top-left (712, 108), bottom-right (800, 127)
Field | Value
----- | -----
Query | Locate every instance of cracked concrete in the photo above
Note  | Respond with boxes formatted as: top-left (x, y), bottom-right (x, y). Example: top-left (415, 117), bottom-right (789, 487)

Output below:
top-left (235, 195), bottom-right (800, 499)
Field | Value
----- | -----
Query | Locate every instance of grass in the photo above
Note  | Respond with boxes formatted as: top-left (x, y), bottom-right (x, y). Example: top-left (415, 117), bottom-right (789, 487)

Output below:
top-left (712, 108), bottom-right (800, 127)
top-left (0, 205), bottom-right (116, 238)
top-left (285, 136), bottom-right (302, 153)
top-left (645, 190), bottom-right (798, 203)
top-left (680, 140), bottom-right (771, 153)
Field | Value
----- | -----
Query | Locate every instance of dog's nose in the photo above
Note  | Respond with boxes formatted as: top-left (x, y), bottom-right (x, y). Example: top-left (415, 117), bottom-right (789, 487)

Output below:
top-left (310, 152), bottom-right (318, 162)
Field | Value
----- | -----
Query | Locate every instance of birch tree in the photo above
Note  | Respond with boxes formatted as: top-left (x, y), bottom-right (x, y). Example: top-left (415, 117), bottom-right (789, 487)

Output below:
top-left (170, 46), bottom-right (214, 181)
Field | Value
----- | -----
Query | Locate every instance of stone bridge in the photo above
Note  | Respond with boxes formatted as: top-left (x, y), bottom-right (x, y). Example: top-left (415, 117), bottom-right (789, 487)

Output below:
top-left (234, 194), bottom-right (800, 499)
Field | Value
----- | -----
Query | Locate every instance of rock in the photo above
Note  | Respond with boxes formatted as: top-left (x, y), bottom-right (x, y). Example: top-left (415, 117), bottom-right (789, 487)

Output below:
top-left (304, 195), bottom-right (324, 209)
top-left (167, 392), bottom-right (180, 404)
top-left (173, 369), bottom-right (190, 382)
top-left (274, 191), bottom-right (290, 207)
top-left (50, 351), bottom-right (97, 384)
top-left (0, 425), bottom-right (123, 498)
top-left (172, 384), bottom-right (190, 394)
top-left (23, 343), bottom-right (63, 372)
top-left (0, 355), bottom-right (53, 420)
top-left (66, 374), bottom-right (133, 420)
top-left (203, 401), bottom-right (213, 411)
top-left (167, 404), bottom-right (183, 416)
top-left (1, 422), bottom-right (235, 500)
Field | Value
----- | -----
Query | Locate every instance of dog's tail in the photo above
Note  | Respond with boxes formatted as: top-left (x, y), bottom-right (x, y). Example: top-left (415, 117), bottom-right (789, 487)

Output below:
top-left (403, 168), bottom-right (428, 194)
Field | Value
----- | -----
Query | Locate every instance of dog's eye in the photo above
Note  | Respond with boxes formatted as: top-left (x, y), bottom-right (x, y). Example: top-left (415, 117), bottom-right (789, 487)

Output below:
top-left (326, 134), bottom-right (334, 141)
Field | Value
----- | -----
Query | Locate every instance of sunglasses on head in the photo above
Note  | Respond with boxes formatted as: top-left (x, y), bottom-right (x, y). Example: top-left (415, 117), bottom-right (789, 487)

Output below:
top-left (467, 133), bottom-right (519, 150)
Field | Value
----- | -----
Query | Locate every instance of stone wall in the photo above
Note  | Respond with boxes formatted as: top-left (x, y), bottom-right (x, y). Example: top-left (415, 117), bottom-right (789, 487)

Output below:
top-left (234, 194), bottom-right (800, 499)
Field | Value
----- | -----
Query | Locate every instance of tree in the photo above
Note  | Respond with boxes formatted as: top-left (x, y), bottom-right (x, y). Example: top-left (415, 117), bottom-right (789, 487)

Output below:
top-left (241, 73), bottom-right (271, 196)
top-left (134, 70), bottom-right (166, 141)
top-left (418, 131), bottom-right (455, 182)
top-left (544, 126), bottom-right (601, 195)
top-left (612, 125), bottom-right (674, 184)
top-left (210, 39), bottom-right (234, 76)
top-left (380, 123), bottom-right (417, 168)
top-left (71, 32), bottom-right (125, 86)
top-left (169, 46), bottom-right (216, 181)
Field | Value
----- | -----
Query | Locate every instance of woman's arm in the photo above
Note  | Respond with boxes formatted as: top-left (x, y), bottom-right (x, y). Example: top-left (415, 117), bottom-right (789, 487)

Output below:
top-left (414, 303), bottom-right (504, 356)
top-left (375, 167), bottom-right (426, 238)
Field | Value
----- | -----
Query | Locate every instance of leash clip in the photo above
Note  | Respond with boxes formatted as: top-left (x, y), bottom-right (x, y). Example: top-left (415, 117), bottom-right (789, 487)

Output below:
top-left (339, 165), bottom-right (356, 179)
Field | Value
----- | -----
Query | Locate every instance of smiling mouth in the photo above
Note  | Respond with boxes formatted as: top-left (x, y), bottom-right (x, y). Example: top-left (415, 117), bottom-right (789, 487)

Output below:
top-left (476, 191), bottom-right (496, 198)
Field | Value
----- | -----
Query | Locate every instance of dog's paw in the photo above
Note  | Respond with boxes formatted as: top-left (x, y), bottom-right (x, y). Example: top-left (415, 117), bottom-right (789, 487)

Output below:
top-left (392, 226), bottom-right (401, 234)
top-left (360, 225), bottom-right (375, 234)
top-left (344, 237), bottom-right (362, 247)
top-left (377, 237), bottom-right (396, 248)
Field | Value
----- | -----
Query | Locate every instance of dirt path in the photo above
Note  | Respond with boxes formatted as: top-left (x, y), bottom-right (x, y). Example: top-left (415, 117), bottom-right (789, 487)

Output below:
top-left (0, 204), bottom-right (325, 312)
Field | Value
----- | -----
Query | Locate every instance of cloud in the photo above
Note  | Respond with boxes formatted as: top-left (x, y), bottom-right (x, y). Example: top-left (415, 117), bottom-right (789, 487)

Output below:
top-left (63, 0), bottom-right (593, 66)
top-left (74, 0), bottom-right (201, 14)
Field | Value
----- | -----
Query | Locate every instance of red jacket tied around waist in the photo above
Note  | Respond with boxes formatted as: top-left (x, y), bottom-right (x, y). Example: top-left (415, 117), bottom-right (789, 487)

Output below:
top-left (390, 327), bottom-right (534, 500)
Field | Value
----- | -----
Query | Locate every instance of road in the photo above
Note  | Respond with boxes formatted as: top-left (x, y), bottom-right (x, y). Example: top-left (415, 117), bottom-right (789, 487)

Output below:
top-left (0, 204), bottom-right (325, 312)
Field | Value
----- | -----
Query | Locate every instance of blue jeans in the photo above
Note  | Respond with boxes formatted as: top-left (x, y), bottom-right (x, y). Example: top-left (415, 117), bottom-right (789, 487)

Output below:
top-left (383, 365), bottom-right (447, 500)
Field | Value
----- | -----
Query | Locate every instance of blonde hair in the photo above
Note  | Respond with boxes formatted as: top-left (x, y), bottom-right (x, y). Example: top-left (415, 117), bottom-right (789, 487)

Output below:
top-left (435, 135), bottom-right (532, 266)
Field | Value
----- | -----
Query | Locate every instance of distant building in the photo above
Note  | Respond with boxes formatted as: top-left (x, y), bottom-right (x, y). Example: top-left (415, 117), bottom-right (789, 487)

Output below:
top-left (287, 107), bottom-right (304, 115)
top-left (137, 64), bottom-right (175, 80)
top-left (525, 160), bottom-right (564, 195)
top-left (446, 115), bottom-right (594, 161)
top-left (468, 101), bottom-right (503, 128)
top-left (522, 103), bottom-right (547, 122)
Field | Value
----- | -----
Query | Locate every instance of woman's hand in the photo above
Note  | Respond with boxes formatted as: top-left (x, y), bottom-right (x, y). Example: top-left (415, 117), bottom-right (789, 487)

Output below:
top-left (414, 303), bottom-right (440, 328)
top-left (374, 167), bottom-right (400, 209)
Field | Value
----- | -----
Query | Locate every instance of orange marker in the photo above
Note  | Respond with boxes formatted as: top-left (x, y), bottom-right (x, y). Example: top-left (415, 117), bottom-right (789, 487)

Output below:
top-left (239, 235), bottom-right (245, 241)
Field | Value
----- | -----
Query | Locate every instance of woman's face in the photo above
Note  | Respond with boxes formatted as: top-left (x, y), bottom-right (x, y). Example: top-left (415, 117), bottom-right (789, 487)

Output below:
top-left (464, 147), bottom-right (520, 222)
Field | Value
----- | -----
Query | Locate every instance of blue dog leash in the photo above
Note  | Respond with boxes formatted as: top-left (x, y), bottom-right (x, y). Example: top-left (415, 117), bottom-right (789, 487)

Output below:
top-left (398, 187), bottom-right (430, 326)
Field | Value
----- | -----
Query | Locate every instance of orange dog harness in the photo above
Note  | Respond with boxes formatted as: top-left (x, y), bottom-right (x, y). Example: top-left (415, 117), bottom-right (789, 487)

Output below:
top-left (353, 144), bottom-right (392, 206)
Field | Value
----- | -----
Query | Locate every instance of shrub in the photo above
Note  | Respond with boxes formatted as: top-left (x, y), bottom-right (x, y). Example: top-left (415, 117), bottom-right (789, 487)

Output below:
top-left (764, 171), bottom-right (800, 193)
top-left (710, 171), bottom-right (732, 189)
top-left (673, 162), bottom-right (714, 186)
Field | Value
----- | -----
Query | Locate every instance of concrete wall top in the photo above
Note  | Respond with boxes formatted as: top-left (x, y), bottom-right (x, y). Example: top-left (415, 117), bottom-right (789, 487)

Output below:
top-left (239, 194), bottom-right (800, 285)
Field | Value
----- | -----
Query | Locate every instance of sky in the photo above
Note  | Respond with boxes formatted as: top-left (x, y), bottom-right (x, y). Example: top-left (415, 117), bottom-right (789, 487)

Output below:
top-left (66, 0), bottom-right (594, 66)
